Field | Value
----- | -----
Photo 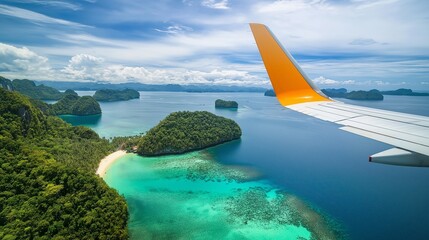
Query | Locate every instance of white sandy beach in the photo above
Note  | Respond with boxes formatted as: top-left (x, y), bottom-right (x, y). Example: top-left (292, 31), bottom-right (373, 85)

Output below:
top-left (96, 150), bottom-right (127, 178)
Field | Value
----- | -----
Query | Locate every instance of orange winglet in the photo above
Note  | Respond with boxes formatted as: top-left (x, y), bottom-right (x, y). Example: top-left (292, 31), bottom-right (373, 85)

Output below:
top-left (250, 23), bottom-right (330, 106)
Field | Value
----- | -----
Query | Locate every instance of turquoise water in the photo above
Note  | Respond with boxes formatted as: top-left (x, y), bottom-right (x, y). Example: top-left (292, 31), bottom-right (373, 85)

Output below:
top-left (65, 92), bottom-right (429, 240)
top-left (104, 152), bottom-right (334, 239)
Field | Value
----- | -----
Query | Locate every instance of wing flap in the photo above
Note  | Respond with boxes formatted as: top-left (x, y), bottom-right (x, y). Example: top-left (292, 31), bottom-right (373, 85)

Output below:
top-left (340, 126), bottom-right (429, 156)
top-left (370, 148), bottom-right (429, 167)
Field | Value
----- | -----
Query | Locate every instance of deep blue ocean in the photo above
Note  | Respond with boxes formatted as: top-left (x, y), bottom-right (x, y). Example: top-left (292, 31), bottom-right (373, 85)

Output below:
top-left (62, 92), bottom-right (429, 240)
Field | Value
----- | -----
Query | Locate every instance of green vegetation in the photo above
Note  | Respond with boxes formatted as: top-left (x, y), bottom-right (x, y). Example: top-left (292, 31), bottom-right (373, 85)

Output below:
top-left (137, 111), bottom-right (241, 156)
top-left (44, 91), bottom-right (102, 116)
top-left (264, 89), bottom-right (276, 97)
top-left (381, 88), bottom-right (429, 96)
top-left (322, 88), bottom-right (383, 100)
top-left (12, 79), bottom-right (63, 100)
top-left (215, 99), bottom-right (238, 108)
top-left (93, 89), bottom-right (140, 102)
top-left (0, 88), bottom-right (128, 239)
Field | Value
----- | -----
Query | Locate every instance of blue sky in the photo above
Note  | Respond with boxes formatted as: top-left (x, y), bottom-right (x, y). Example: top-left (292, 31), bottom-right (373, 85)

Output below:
top-left (0, 0), bottom-right (428, 90)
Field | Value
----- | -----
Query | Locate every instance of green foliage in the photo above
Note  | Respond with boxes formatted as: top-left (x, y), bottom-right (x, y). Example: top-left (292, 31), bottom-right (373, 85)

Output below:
top-left (71, 96), bottom-right (102, 115)
top-left (0, 88), bottom-right (128, 239)
top-left (12, 79), bottom-right (63, 100)
top-left (215, 99), bottom-right (238, 108)
top-left (64, 89), bottom-right (78, 96)
top-left (50, 94), bottom-right (80, 115)
top-left (111, 135), bottom-right (142, 152)
top-left (137, 111), bottom-right (241, 156)
top-left (93, 89), bottom-right (140, 102)
top-left (50, 95), bottom-right (101, 116)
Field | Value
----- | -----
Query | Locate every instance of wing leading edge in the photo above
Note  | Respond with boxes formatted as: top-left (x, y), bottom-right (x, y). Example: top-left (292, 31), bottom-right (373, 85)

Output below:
top-left (250, 23), bottom-right (429, 167)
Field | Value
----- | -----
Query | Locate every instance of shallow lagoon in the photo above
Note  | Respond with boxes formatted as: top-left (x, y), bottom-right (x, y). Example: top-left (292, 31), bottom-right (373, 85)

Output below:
top-left (66, 92), bottom-right (429, 240)
top-left (105, 152), bottom-right (342, 239)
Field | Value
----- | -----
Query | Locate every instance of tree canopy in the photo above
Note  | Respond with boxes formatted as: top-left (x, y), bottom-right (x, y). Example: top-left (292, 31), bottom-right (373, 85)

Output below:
top-left (93, 89), bottom-right (140, 102)
top-left (12, 79), bottom-right (63, 100)
top-left (0, 88), bottom-right (128, 239)
top-left (137, 111), bottom-right (242, 156)
top-left (215, 99), bottom-right (238, 108)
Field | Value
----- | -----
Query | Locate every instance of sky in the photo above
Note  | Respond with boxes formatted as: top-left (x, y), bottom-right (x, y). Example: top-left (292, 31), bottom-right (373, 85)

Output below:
top-left (0, 0), bottom-right (429, 90)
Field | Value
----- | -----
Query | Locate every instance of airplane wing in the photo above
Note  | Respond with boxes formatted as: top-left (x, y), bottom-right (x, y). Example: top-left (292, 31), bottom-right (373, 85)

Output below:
top-left (249, 23), bottom-right (429, 167)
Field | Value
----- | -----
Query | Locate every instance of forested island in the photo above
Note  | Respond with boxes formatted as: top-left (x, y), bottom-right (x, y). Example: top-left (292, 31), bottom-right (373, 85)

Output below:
top-left (215, 99), bottom-right (238, 108)
top-left (93, 89), bottom-right (140, 102)
top-left (264, 89), bottom-right (276, 97)
top-left (0, 88), bottom-right (128, 239)
top-left (51, 91), bottom-right (102, 115)
top-left (322, 88), bottom-right (383, 101)
top-left (381, 88), bottom-right (429, 96)
top-left (0, 77), bottom-right (102, 116)
top-left (136, 111), bottom-right (242, 156)
top-left (30, 90), bottom-right (101, 116)
top-left (12, 79), bottom-right (64, 100)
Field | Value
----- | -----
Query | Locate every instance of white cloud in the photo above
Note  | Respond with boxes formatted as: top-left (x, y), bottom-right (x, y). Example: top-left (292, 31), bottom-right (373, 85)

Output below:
top-left (349, 38), bottom-right (378, 46)
top-left (0, 43), bottom-right (51, 78)
top-left (201, 0), bottom-right (229, 9)
top-left (1, 0), bottom-right (428, 88)
top-left (60, 53), bottom-right (264, 85)
top-left (155, 24), bottom-right (193, 34)
top-left (0, 4), bottom-right (88, 27)
top-left (257, 0), bottom-right (324, 13)
top-left (4, 0), bottom-right (81, 10)
top-left (313, 76), bottom-right (339, 85)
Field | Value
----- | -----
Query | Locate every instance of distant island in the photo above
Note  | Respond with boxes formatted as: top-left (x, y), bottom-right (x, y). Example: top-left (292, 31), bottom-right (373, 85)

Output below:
top-left (36, 80), bottom-right (266, 93)
top-left (322, 88), bottom-right (383, 101)
top-left (12, 79), bottom-right (64, 100)
top-left (136, 111), bottom-right (242, 156)
top-left (51, 91), bottom-right (102, 116)
top-left (381, 88), bottom-right (429, 96)
top-left (31, 90), bottom-right (102, 116)
top-left (215, 99), bottom-right (238, 109)
top-left (93, 89), bottom-right (140, 102)
top-left (264, 89), bottom-right (276, 97)
top-left (0, 77), bottom-right (101, 116)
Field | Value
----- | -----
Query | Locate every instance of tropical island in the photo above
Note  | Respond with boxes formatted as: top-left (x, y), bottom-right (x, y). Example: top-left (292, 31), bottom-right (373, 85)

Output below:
top-left (12, 79), bottom-right (64, 100)
top-left (381, 88), bottom-right (429, 96)
top-left (0, 77), bottom-right (102, 116)
top-left (322, 88), bottom-right (384, 100)
top-left (52, 93), bottom-right (102, 116)
top-left (0, 87), bottom-right (128, 239)
top-left (135, 111), bottom-right (241, 156)
top-left (215, 99), bottom-right (238, 108)
top-left (30, 90), bottom-right (102, 116)
top-left (264, 89), bottom-right (276, 97)
top-left (93, 89), bottom-right (140, 102)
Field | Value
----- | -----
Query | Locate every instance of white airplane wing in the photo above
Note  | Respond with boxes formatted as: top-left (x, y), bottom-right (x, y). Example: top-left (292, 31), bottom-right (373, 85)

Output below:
top-left (250, 23), bottom-right (429, 167)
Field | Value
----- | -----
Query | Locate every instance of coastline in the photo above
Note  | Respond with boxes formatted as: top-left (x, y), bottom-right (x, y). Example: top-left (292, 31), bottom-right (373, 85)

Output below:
top-left (96, 150), bottom-right (127, 178)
